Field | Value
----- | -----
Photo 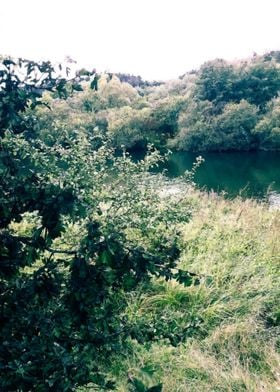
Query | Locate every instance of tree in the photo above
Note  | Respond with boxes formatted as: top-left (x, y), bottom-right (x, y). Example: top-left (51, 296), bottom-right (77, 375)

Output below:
top-left (147, 97), bottom-right (187, 140)
top-left (194, 58), bottom-right (280, 112)
top-left (238, 62), bottom-right (280, 109)
top-left (172, 56), bottom-right (280, 151)
top-left (0, 57), bottom-right (192, 391)
top-left (98, 75), bottom-right (139, 108)
top-left (253, 98), bottom-right (280, 149)
top-left (105, 106), bottom-right (151, 149)
top-left (194, 59), bottom-right (237, 110)
top-left (172, 99), bottom-right (216, 151)
top-left (213, 100), bottom-right (258, 150)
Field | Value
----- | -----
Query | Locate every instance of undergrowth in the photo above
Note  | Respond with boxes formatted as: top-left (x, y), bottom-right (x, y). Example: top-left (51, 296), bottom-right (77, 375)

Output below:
top-left (104, 193), bottom-right (280, 391)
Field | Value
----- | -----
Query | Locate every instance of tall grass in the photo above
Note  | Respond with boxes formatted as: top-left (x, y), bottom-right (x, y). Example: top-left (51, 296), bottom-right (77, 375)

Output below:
top-left (108, 193), bottom-right (280, 391)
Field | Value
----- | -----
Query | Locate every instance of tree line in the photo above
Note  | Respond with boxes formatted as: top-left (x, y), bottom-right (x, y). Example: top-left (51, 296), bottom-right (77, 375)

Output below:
top-left (29, 51), bottom-right (280, 153)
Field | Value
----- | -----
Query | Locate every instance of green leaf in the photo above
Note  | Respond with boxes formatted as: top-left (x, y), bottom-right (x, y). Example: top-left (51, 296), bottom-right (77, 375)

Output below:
top-left (130, 378), bottom-right (146, 392)
top-left (146, 384), bottom-right (163, 392)
top-left (90, 76), bottom-right (99, 91)
top-left (140, 365), bottom-right (155, 377)
top-left (175, 269), bottom-right (200, 287)
top-left (72, 83), bottom-right (83, 92)
top-left (100, 249), bottom-right (112, 266)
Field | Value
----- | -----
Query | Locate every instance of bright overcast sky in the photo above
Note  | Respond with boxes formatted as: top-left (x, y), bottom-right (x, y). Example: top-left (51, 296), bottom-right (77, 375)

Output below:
top-left (1, 0), bottom-right (279, 80)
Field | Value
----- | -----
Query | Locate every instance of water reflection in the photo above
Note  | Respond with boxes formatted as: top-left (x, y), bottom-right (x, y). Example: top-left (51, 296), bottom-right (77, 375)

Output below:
top-left (163, 151), bottom-right (280, 198)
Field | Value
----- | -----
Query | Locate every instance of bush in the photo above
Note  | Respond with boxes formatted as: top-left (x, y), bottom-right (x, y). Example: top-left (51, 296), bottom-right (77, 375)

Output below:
top-left (0, 57), bottom-right (193, 391)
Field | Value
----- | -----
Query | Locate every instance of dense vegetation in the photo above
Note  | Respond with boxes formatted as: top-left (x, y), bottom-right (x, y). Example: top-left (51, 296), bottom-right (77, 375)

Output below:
top-left (0, 57), bottom-right (195, 391)
top-left (0, 54), bottom-right (279, 391)
top-left (110, 194), bottom-right (280, 391)
top-left (30, 51), bottom-right (280, 153)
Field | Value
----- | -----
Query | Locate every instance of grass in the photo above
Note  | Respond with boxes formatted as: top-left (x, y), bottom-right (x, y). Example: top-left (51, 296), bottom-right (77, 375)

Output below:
top-left (106, 192), bottom-right (280, 391)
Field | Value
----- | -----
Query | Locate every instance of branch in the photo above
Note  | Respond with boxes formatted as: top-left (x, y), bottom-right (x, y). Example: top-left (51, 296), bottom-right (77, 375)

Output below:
top-left (55, 326), bottom-right (128, 346)
top-left (46, 247), bottom-right (77, 255)
top-left (0, 232), bottom-right (33, 244)
top-left (0, 232), bottom-right (77, 255)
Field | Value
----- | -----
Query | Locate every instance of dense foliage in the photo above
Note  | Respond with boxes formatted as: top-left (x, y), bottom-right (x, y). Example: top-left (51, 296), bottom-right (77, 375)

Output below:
top-left (0, 57), bottom-right (195, 391)
top-left (1, 51), bottom-right (279, 390)
top-left (173, 55), bottom-right (280, 151)
top-left (32, 52), bottom-right (280, 152)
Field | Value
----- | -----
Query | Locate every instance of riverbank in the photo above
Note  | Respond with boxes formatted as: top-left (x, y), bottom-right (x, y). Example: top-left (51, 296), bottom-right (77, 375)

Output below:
top-left (102, 192), bottom-right (280, 391)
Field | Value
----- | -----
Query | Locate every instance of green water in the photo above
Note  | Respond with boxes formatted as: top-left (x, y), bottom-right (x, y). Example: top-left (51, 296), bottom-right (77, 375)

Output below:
top-left (161, 151), bottom-right (280, 198)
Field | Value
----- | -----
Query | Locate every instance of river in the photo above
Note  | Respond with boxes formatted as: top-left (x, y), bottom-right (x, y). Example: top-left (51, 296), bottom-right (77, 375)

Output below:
top-left (157, 150), bottom-right (280, 200)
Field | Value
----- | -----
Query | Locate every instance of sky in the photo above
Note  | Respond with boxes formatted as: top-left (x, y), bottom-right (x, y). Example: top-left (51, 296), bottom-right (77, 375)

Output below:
top-left (1, 0), bottom-right (280, 80)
